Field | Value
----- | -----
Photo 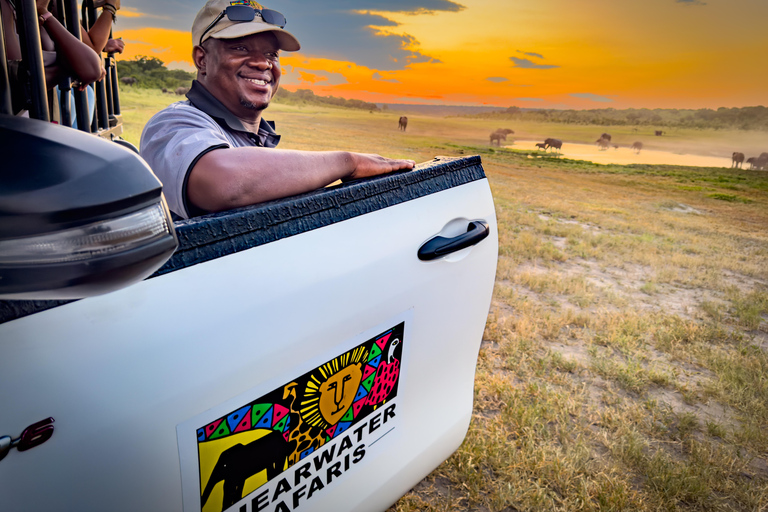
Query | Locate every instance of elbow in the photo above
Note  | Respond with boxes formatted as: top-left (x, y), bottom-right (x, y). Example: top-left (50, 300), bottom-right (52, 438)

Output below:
top-left (187, 165), bottom-right (252, 214)
top-left (74, 51), bottom-right (103, 84)
top-left (189, 182), bottom-right (256, 213)
top-left (81, 62), bottom-right (103, 85)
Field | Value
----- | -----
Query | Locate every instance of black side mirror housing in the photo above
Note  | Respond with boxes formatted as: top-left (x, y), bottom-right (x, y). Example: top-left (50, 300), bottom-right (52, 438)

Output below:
top-left (0, 115), bottom-right (178, 299)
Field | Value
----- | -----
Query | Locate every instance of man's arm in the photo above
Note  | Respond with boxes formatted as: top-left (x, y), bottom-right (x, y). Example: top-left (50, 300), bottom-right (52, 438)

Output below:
top-left (187, 147), bottom-right (415, 213)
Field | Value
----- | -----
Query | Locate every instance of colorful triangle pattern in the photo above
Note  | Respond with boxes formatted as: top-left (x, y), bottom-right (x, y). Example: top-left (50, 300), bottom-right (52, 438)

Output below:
top-left (352, 399), bottom-right (365, 418)
top-left (375, 332), bottom-right (391, 351)
top-left (208, 421), bottom-right (231, 440)
top-left (362, 364), bottom-right (376, 381)
top-left (334, 421), bottom-right (352, 438)
top-left (251, 403), bottom-right (271, 425)
top-left (274, 415), bottom-right (288, 433)
top-left (233, 414), bottom-right (252, 434)
top-left (227, 405), bottom-right (252, 432)
top-left (354, 384), bottom-right (368, 402)
top-left (272, 404), bottom-right (289, 426)
top-left (254, 406), bottom-right (274, 429)
top-left (362, 373), bottom-right (376, 392)
top-left (205, 419), bottom-right (223, 439)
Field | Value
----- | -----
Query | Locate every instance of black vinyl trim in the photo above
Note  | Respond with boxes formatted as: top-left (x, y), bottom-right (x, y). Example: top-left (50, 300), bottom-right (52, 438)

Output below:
top-left (0, 156), bottom-right (485, 324)
top-left (157, 155), bottom-right (485, 276)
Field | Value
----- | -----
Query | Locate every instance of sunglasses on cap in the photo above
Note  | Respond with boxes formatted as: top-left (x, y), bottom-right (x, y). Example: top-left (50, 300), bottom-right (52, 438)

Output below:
top-left (199, 5), bottom-right (287, 46)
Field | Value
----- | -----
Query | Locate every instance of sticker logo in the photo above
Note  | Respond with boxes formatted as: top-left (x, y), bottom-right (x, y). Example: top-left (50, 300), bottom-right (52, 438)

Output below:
top-left (195, 323), bottom-right (404, 512)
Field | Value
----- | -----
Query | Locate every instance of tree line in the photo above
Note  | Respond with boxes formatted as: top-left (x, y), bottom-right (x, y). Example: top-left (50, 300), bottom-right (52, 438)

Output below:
top-left (117, 56), bottom-right (195, 91)
top-left (273, 88), bottom-right (379, 111)
top-left (469, 105), bottom-right (768, 131)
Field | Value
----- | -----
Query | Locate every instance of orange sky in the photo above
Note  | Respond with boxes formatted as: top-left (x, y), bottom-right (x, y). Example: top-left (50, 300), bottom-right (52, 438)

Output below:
top-left (115, 0), bottom-right (768, 109)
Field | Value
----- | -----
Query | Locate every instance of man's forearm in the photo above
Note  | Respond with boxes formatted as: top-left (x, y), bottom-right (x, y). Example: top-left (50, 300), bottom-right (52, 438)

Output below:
top-left (187, 147), bottom-right (413, 214)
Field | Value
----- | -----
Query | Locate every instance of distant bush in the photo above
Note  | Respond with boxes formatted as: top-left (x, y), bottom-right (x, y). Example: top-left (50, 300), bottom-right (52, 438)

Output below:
top-left (274, 88), bottom-right (379, 111)
top-left (116, 56), bottom-right (195, 91)
top-left (468, 105), bottom-right (768, 131)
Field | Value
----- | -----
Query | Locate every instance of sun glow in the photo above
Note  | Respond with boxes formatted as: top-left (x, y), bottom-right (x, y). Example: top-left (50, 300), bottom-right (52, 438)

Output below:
top-left (112, 0), bottom-right (768, 109)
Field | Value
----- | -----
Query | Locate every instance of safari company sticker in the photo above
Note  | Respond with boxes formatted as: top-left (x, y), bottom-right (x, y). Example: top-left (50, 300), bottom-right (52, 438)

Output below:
top-left (178, 319), bottom-right (407, 512)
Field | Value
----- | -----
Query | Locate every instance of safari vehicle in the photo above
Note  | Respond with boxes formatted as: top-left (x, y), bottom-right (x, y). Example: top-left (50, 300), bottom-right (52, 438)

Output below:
top-left (0, 1), bottom-right (498, 511)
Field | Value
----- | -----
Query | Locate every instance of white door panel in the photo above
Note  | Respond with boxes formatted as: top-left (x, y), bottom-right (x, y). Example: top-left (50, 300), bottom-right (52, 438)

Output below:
top-left (0, 178), bottom-right (497, 512)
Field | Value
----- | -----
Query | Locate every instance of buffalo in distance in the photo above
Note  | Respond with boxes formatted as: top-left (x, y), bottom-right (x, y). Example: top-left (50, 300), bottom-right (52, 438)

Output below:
top-left (490, 128), bottom-right (514, 146)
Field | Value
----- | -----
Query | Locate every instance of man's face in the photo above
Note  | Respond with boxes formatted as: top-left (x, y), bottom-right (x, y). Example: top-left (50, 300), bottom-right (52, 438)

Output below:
top-left (197, 32), bottom-right (281, 120)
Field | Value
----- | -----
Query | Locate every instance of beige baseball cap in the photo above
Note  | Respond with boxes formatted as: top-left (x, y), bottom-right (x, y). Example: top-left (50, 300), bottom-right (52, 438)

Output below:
top-left (192, 0), bottom-right (300, 50)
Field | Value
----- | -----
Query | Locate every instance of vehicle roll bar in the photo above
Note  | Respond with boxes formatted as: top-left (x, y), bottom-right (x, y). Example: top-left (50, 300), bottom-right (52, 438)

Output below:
top-left (0, 0), bottom-right (124, 138)
top-left (14, 0), bottom-right (49, 121)
top-left (0, 4), bottom-right (12, 115)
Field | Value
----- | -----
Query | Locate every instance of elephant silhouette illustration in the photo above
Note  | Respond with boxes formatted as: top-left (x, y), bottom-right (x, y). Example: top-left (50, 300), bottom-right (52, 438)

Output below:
top-left (201, 431), bottom-right (291, 511)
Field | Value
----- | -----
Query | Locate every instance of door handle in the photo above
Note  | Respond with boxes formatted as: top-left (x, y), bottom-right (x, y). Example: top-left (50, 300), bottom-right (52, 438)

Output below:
top-left (418, 221), bottom-right (489, 261)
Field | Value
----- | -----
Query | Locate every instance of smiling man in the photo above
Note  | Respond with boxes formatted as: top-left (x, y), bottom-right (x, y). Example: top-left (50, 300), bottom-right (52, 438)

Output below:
top-left (140, 0), bottom-right (415, 219)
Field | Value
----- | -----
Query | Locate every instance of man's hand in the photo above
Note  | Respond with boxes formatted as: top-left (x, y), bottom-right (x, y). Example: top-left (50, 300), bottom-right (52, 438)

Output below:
top-left (345, 153), bottom-right (415, 181)
top-left (104, 38), bottom-right (125, 54)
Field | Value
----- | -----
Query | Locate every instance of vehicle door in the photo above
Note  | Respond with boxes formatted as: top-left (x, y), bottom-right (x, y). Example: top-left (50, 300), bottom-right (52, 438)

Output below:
top-left (0, 155), bottom-right (498, 512)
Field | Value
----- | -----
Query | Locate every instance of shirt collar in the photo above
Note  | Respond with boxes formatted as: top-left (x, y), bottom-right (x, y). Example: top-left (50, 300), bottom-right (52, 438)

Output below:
top-left (186, 80), bottom-right (280, 147)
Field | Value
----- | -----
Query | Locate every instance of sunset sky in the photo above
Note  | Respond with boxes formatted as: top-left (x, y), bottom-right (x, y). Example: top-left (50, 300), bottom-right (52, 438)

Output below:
top-left (114, 0), bottom-right (768, 109)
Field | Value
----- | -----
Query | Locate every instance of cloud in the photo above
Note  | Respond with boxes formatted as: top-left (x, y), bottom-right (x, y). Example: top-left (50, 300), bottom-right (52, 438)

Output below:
top-left (518, 50), bottom-right (544, 59)
top-left (115, 28), bottom-right (197, 67)
top-left (121, 0), bottom-right (461, 71)
top-left (373, 72), bottom-right (400, 83)
top-left (486, 77), bottom-right (508, 83)
top-left (510, 57), bottom-right (559, 69)
top-left (516, 97), bottom-right (544, 102)
top-left (166, 61), bottom-right (195, 73)
top-left (279, 65), bottom-right (348, 86)
top-left (570, 93), bottom-right (613, 103)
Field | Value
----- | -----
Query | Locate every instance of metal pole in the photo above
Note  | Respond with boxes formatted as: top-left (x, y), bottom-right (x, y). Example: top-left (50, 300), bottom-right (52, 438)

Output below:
top-left (62, 0), bottom-right (89, 132)
top-left (16, 0), bottom-right (49, 121)
top-left (55, 0), bottom-right (72, 126)
top-left (109, 52), bottom-right (120, 115)
top-left (0, 4), bottom-right (13, 114)
top-left (82, 0), bottom-right (107, 131)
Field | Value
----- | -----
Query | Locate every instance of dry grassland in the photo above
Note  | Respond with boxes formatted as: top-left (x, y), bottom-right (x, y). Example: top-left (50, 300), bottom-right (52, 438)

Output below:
top-left (124, 92), bottom-right (768, 511)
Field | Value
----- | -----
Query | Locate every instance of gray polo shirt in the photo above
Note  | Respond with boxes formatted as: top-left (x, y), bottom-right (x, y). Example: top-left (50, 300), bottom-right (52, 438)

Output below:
top-left (140, 80), bottom-right (281, 219)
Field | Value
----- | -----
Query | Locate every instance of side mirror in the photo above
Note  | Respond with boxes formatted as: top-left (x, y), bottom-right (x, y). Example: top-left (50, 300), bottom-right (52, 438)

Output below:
top-left (0, 115), bottom-right (178, 300)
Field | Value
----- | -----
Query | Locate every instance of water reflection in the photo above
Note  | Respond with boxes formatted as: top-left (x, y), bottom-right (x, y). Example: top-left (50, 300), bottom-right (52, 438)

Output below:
top-left (507, 140), bottom-right (733, 168)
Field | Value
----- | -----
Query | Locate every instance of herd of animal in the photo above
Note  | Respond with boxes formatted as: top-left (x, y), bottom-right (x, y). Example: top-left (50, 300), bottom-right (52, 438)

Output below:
top-left (732, 152), bottom-right (768, 170)
top-left (594, 133), bottom-right (644, 154)
top-left (393, 120), bottom-right (766, 171)
top-left (119, 76), bottom-right (190, 96)
top-left (534, 138), bottom-right (562, 152)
